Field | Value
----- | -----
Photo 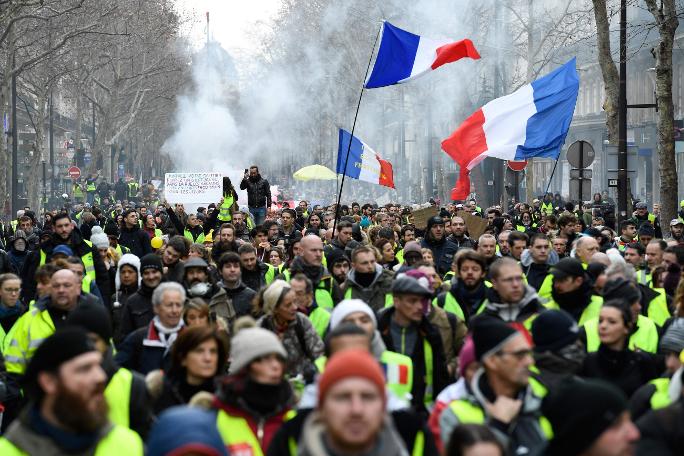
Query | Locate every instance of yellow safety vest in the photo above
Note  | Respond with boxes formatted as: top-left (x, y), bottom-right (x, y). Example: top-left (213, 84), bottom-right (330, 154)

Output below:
top-left (344, 287), bottom-right (394, 309)
top-left (0, 424), bottom-right (143, 455)
top-left (87, 182), bottom-right (97, 192)
top-left (449, 398), bottom-right (553, 439)
top-left (4, 305), bottom-right (56, 374)
top-left (584, 315), bottom-right (659, 353)
top-left (544, 295), bottom-right (603, 326)
top-left (105, 367), bottom-right (133, 428)
top-left (73, 185), bottom-right (84, 198)
top-left (541, 202), bottom-right (554, 215)
top-left (308, 307), bottom-right (331, 339)
top-left (315, 350), bottom-right (414, 403)
top-left (184, 228), bottom-right (205, 244)
top-left (218, 193), bottom-right (235, 222)
top-left (645, 288), bottom-right (670, 327)
top-left (216, 409), bottom-right (296, 456)
top-left (648, 378), bottom-right (671, 410)
top-left (39, 240), bottom-right (96, 282)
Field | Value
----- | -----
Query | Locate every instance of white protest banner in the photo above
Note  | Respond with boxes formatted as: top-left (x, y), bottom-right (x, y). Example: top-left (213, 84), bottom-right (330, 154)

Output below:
top-left (164, 172), bottom-right (222, 205)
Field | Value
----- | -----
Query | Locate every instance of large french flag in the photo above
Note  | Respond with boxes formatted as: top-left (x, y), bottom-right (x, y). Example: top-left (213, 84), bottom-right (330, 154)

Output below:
top-left (337, 129), bottom-right (394, 188)
top-left (365, 22), bottom-right (480, 89)
top-left (442, 58), bottom-right (579, 200)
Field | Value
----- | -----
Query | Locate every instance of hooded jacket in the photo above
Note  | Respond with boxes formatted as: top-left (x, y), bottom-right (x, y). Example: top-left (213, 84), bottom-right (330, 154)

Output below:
top-left (439, 368), bottom-right (547, 456)
top-left (479, 285), bottom-right (545, 325)
top-left (341, 264), bottom-right (394, 312)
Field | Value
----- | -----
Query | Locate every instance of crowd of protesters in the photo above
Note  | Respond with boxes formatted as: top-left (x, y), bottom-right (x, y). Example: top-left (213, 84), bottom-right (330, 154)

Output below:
top-left (0, 166), bottom-right (683, 455)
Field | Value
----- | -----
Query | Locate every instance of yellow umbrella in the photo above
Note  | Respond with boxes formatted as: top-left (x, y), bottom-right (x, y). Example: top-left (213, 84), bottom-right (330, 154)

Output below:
top-left (293, 165), bottom-right (338, 181)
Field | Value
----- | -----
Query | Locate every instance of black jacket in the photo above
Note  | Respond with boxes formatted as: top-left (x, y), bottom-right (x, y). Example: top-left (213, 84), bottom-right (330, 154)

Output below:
top-left (115, 322), bottom-right (178, 375)
top-left (580, 344), bottom-right (658, 397)
top-left (240, 175), bottom-right (271, 208)
top-left (220, 281), bottom-right (257, 317)
top-left (241, 262), bottom-right (270, 293)
top-left (377, 307), bottom-right (450, 415)
top-left (119, 224), bottom-right (152, 258)
top-left (420, 235), bottom-right (458, 276)
top-left (636, 395), bottom-right (684, 455)
top-left (119, 284), bottom-right (156, 342)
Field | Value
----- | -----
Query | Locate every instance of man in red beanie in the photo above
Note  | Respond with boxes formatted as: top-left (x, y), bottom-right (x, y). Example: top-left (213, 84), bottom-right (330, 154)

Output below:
top-left (270, 349), bottom-right (409, 456)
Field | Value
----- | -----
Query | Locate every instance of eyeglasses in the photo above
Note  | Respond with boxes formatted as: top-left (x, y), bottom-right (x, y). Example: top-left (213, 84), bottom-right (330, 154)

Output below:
top-left (497, 349), bottom-right (533, 360)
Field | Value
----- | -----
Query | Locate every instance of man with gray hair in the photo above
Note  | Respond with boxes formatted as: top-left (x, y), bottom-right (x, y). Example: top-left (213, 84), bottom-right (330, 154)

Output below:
top-left (115, 282), bottom-right (186, 375)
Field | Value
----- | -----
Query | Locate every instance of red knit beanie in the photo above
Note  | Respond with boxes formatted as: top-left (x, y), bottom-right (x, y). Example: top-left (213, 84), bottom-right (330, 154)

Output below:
top-left (318, 349), bottom-right (386, 407)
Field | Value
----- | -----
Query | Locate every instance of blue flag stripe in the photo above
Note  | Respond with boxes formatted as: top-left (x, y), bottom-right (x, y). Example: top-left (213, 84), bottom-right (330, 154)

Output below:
top-left (337, 129), bottom-right (363, 179)
top-left (365, 22), bottom-right (420, 89)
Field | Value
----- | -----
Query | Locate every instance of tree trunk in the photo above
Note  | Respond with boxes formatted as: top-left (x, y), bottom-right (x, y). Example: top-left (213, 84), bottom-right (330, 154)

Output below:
top-left (26, 93), bottom-right (47, 210)
top-left (591, 0), bottom-right (619, 143)
top-left (645, 0), bottom-right (678, 236)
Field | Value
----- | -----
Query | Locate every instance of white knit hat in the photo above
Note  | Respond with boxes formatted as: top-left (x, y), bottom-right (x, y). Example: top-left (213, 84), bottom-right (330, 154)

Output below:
top-left (262, 280), bottom-right (291, 315)
top-left (116, 254), bottom-right (141, 291)
top-left (228, 327), bottom-right (287, 374)
top-left (329, 299), bottom-right (377, 330)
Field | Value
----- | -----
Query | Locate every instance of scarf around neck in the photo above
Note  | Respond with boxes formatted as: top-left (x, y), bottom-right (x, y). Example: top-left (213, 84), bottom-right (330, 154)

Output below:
top-left (144, 316), bottom-right (184, 354)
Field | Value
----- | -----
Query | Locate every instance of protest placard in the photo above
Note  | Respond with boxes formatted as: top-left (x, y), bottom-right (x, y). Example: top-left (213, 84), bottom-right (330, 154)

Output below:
top-left (411, 206), bottom-right (438, 230)
top-left (457, 211), bottom-right (489, 239)
top-left (164, 172), bottom-right (222, 205)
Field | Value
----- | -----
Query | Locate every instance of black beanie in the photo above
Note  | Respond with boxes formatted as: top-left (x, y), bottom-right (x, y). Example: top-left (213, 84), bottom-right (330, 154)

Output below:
top-left (426, 216), bottom-right (444, 231)
top-left (602, 278), bottom-right (641, 305)
top-left (531, 310), bottom-right (579, 353)
top-left (471, 317), bottom-right (520, 361)
top-left (65, 302), bottom-right (113, 342)
top-left (543, 377), bottom-right (628, 456)
top-left (140, 253), bottom-right (163, 273)
top-left (23, 328), bottom-right (97, 397)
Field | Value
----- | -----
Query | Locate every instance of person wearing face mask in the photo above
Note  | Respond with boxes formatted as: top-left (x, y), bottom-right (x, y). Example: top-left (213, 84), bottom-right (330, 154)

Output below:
top-left (212, 324), bottom-right (295, 454)
top-left (7, 230), bottom-right (29, 274)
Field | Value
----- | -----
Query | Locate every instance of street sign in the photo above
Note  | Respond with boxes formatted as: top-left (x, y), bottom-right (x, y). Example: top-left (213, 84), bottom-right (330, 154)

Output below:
top-left (507, 160), bottom-right (527, 171)
top-left (569, 177), bottom-right (592, 202)
top-left (67, 166), bottom-right (81, 180)
top-left (566, 140), bottom-right (595, 168)
top-left (570, 169), bottom-right (593, 179)
top-left (608, 179), bottom-right (618, 187)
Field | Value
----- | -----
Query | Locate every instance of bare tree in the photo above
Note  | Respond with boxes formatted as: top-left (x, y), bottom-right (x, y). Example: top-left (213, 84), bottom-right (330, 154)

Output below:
top-left (643, 0), bottom-right (678, 233)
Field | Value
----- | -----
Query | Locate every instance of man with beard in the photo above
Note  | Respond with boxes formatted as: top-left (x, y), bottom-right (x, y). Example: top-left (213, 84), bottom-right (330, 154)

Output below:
top-left (20, 212), bottom-right (110, 303)
top-left (65, 303), bottom-right (152, 438)
top-left (420, 216), bottom-right (458, 276)
top-left (557, 214), bottom-right (579, 250)
top-left (279, 208), bottom-right (302, 248)
top-left (669, 218), bottom-right (684, 243)
top-left (327, 249), bottom-right (350, 285)
top-left (118, 208), bottom-right (152, 258)
top-left (238, 243), bottom-right (271, 292)
top-left (543, 257), bottom-right (603, 326)
top-left (447, 216), bottom-right (474, 250)
top-left (341, 245), bottom-right (394, 312)
top-left (287, 235), bottom-right (342, 310)
top-left (497, 230), bottom-right (511, 257)
top-left (240, 165), bottom-right (271, 226)
top-left (231, 210), bottom-right (252, 243)
top-left (5, 269), bottom-right (102, 376)
top-left (0, 328), bottom-right (143, 454)
top-left (436, 250), bottom-right (489, 323)
top-left (211, 223), bottom-right (240, 264)
top-left (119, 254), bottom-right (164, 342)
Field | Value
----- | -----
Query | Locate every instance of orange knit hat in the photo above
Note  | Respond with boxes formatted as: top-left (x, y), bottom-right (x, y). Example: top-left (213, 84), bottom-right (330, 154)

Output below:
top-left (317, 349), bottom-right (386, 407)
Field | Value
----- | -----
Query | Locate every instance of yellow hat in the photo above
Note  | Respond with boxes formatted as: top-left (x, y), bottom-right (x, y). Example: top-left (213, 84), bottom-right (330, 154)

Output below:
top-left (151, 237), bottom-right (163, 249)
top-left (204, 230), bottom-right (213, 244)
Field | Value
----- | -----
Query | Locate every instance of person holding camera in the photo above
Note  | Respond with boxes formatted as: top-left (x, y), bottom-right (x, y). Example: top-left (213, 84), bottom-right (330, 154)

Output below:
top-left (240, 166), bottom-right (271, 226)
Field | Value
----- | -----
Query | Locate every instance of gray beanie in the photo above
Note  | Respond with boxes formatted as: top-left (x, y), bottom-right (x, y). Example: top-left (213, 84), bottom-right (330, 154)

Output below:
top-left (263, 280), bottom-right (291, 315)
top-left (660, 319), bottom-right (684, 354)
top-left (228, 327), bottom-right (287, 374)
top-left (90, 231), bottom-right (110, 250)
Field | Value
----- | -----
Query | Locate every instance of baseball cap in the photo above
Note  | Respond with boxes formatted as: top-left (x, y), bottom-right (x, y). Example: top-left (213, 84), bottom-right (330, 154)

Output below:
top-left (635, 202), bottom-right (647, 209)
top-left (551, 257), bottom-right (585, 280)
top-left (671, 219), bottom-right (684, 227)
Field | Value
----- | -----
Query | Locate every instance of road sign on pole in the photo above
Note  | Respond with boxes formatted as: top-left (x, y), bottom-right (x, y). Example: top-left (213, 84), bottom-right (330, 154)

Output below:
top-left (567, 140), bottom-right (595, 169)
top-left (68, 166), bottom-right (81, 180)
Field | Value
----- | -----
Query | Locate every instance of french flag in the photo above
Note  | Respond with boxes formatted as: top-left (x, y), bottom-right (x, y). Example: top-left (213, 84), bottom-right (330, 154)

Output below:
top-left (382, 362), bottom-right (410, 386)
top-left (365, 22), bottom-right (480, 89)
top-left (337, 129), bottom-right (395, 188)
top-left (442, 58), bottom-right (579, 200)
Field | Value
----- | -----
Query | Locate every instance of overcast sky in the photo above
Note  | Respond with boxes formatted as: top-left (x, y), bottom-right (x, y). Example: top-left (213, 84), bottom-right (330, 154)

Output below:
top-left (175, 0), bottom-right (281, 54)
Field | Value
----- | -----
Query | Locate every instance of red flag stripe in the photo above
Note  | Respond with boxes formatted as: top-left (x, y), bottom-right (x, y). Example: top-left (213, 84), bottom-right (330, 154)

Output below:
top-left (378, 158), bottom-right (395, 189)
top-left (432, 39), bottom-right (481, 70)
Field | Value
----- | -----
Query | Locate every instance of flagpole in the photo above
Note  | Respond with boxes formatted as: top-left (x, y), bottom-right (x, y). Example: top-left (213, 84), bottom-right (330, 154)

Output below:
top-left (333, 23), bottom-right (383, 236)
top-left (544, 157), bottom-right (560, 196)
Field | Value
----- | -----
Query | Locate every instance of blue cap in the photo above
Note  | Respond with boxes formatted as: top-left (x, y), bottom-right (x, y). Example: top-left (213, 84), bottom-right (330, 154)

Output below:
top-left (52, 245), bottom-right (74, 257)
